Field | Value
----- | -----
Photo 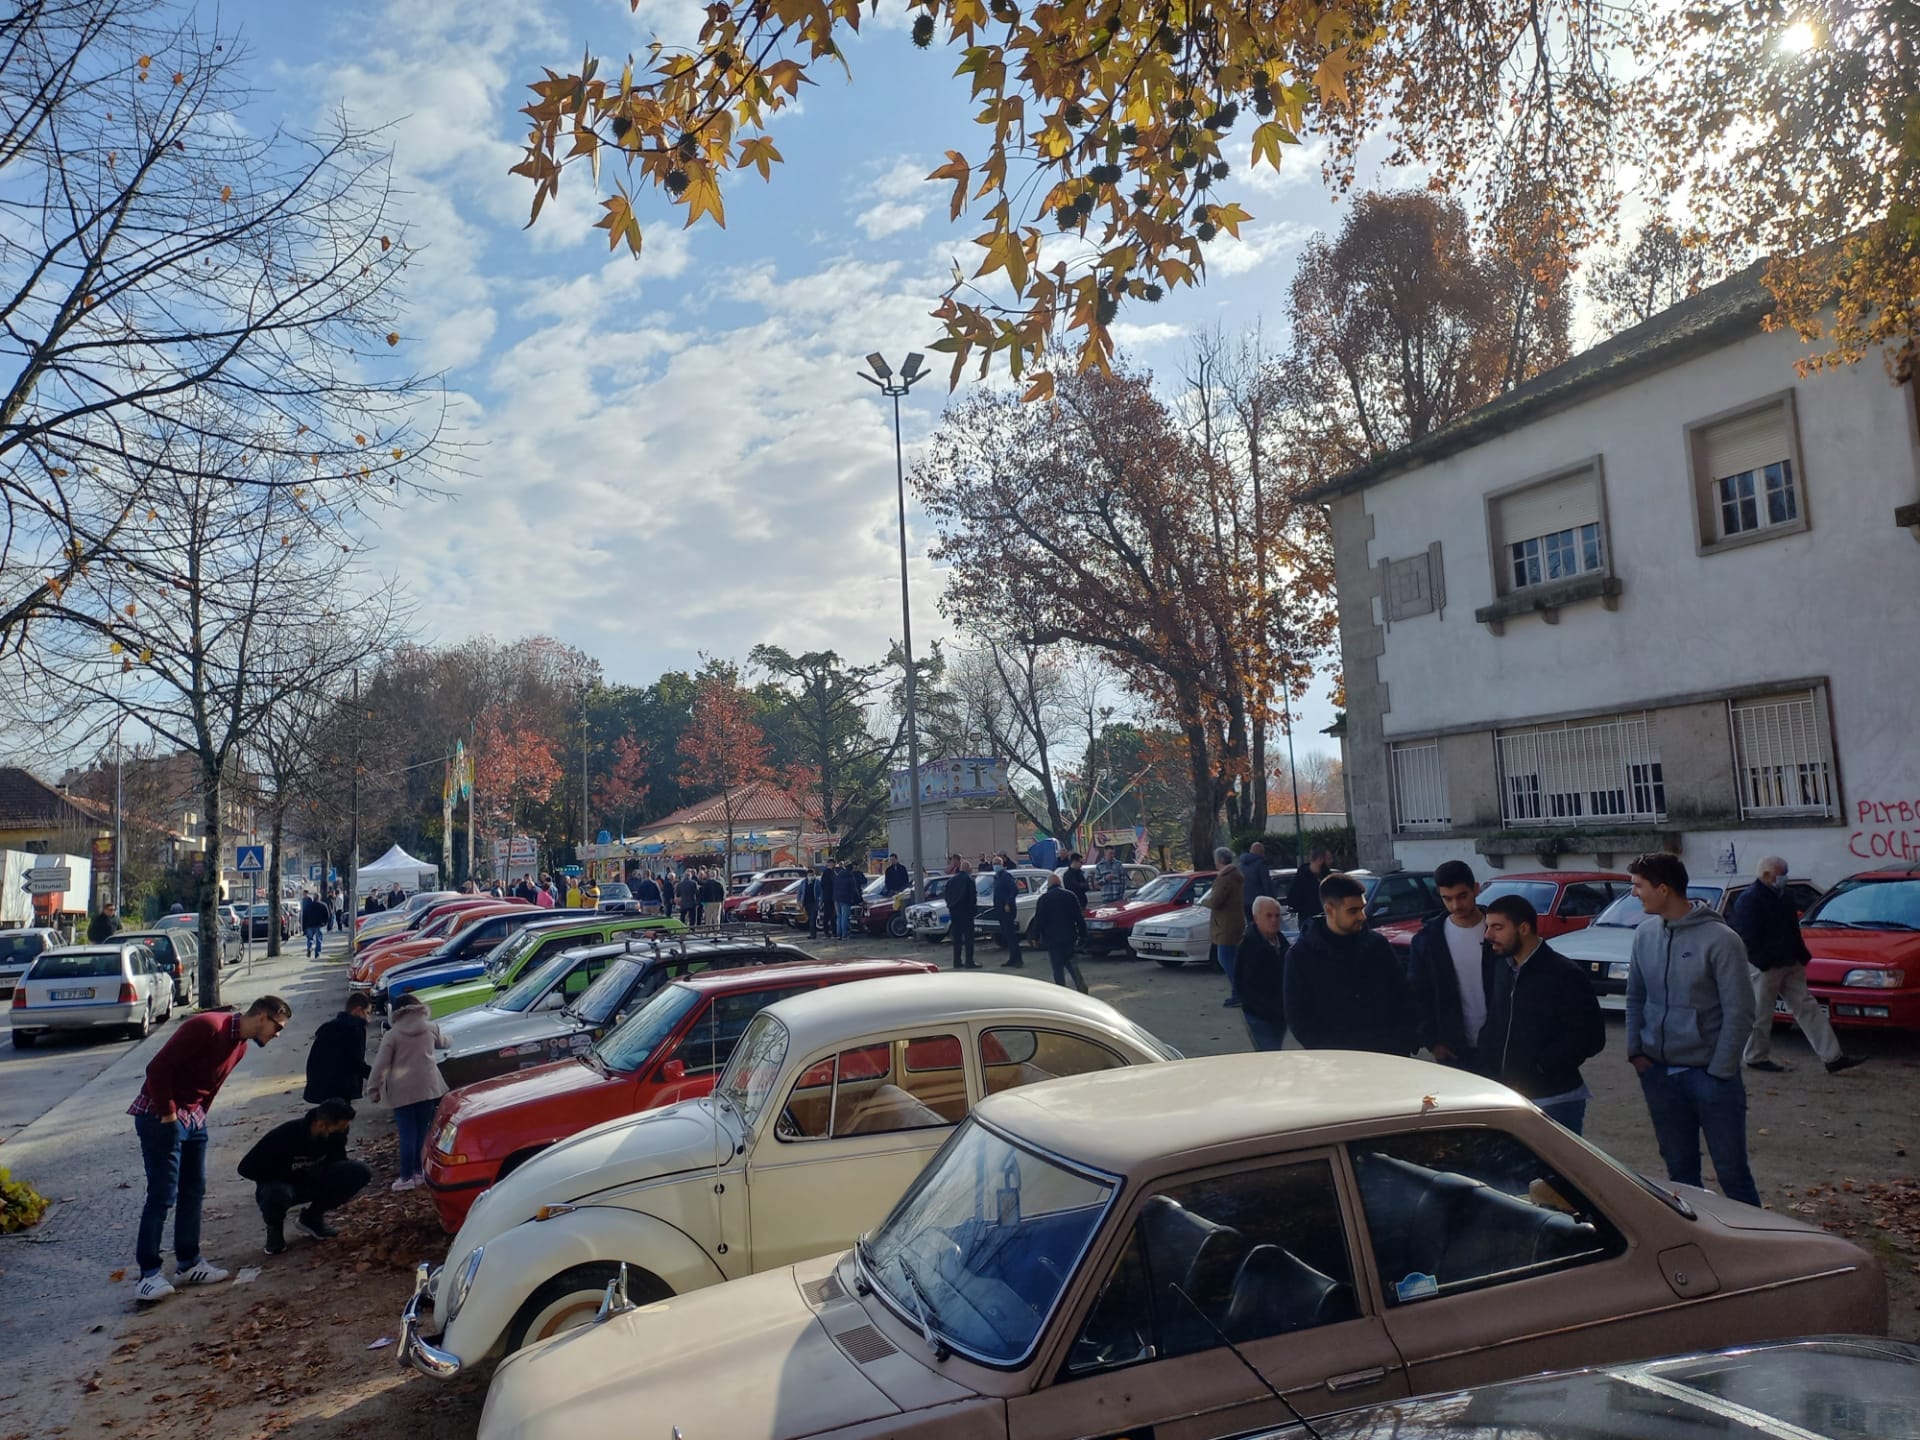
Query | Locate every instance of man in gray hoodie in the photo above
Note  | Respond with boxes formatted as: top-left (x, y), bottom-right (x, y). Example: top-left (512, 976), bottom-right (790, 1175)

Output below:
top-left (1625, 852), bottom-right (1760, 1206)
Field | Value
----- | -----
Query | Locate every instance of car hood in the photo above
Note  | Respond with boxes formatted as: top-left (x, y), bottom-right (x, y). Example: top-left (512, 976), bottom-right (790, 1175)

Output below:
top-left (384, 957), bottom-right (479, 989)
top-left (436, 1007), bottom-right (575, 1059)
top-left (1548, 924), bottom-right (1639, 963)
top-left (1803, 930), bottom-right (1920, 967)
top-left (480, 1263), bottom-right (906, 1440)
top-left (1133, 904), bottom-right (1208, 932)
top-left (444, 1056), bottom-right (619, 1131)
top-left (1678, 1183), bottom-right (1845, 1236)
top-left (1088, 897), bottom-right (1173, 923)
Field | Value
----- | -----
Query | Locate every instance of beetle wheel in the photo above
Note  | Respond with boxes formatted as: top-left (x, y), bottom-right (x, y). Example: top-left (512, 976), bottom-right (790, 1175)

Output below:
top-left (505, 1263), bottom-right (671, 1353)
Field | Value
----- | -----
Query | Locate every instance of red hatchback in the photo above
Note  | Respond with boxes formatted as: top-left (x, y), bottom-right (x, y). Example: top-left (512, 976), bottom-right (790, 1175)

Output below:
top-left (1382, 871), bottom-right (1629, 952)
top-left (1802, 866), bottom-right (1920, 1032)
top-left (1083, 871), bottom-right (1217, 953)
top-left (421, 956), bottom-right (939, 1231)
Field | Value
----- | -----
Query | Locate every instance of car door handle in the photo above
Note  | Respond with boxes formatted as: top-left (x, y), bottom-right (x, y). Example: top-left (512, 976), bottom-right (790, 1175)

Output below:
top-left (1326, 1367), bottom-right (1388, 1392)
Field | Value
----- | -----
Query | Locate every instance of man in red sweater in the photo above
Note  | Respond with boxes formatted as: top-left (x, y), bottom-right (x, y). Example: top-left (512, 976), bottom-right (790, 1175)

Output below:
top-left (127, 994), bottom-right (292, 1304)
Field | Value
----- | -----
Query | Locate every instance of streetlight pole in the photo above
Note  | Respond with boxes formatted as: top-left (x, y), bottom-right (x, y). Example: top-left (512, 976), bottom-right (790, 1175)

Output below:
top-left (1281, 654), bottom-right (1304, 862)
top-left (858, 351), bottom-right (929, 903)
top-left (347, 667), bottom-right (361, 959)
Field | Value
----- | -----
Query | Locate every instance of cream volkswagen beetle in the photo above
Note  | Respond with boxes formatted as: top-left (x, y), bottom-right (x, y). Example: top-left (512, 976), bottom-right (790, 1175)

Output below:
top-left (400, 972), bottom-right (1177, 1375)
top-left (477, 1052), bottom-right (1886, 1440)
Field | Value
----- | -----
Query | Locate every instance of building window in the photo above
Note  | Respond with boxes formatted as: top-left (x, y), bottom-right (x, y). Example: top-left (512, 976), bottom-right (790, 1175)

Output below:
top-left (1730, 691), bottom-right (1835, 818)
top-left (1489, 464), bottom-right (1606, 597)
top-left (1690, 396), bottom-right (1806, 549)
top-left (1496, 713), bottom-right (1664, 828)
top-left (1389, 741), bottom-right (1449, 832)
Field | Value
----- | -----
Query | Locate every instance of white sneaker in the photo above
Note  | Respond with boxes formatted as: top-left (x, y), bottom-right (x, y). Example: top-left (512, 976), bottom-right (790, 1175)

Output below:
top-left (175, 1257), bottom-right (229, 1286)
top-left (134, 1273), bottom-right (175, 1304)
top-left (390, 1177), bottom-right (418, 1193)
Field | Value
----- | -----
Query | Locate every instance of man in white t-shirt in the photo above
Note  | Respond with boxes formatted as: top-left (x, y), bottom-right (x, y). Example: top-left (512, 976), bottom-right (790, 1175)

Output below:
top-left (1406, 859), bottom-right (1495, 1070)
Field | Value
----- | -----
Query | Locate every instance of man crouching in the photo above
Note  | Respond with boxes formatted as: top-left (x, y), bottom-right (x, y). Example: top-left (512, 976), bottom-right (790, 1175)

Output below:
top-left (237, 1098), bottom-right (372, 1255)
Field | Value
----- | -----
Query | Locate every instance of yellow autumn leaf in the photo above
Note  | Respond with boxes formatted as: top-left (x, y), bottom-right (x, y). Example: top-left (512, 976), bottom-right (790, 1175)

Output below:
top-left (1019, 371), bottom-right (1055, 403)
top-left (390, 447), bottom-right (403, 460)
top-left (386, 332), bottom-right (400, 346)
top-left (680, 161), bottom-right (725, 228)
top-left (109, 641), bottom-right (123, 654)
top-left (140, 648), bottom-right (153, 663)
top-left (736, 135), bottom-right (782, 181)
top-left (220, 185), bottom-right (232, 203)
top-left (1314, 48), bottom-right (1353, 107)
top-left (137, 55), bottom-right (150, 66)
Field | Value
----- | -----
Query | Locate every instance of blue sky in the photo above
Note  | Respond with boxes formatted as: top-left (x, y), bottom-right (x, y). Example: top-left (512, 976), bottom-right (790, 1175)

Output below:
top-left (242, 0), bottom-right (1378, 755)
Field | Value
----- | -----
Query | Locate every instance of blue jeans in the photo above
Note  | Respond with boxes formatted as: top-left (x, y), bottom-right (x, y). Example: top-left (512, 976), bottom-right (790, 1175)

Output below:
top-left (1046, 941), bottom-right (1087, 992)
top-left (135, 1115), bottom-right (207, 1276)
top-left (1216, 942), bottom-right (1240, 1001)
top-left (1540, 1098), bottom-right (1588, 1135)
top-left (393, 1099), bottom-right (437, 1182)
top-left (1639, 1066), bottom-right (1759, 1206)
top-left (836, 902), bottom-right (853, 938)
top-left (304, 925), bottom-right (323, 958)
top-left (1244, 1014), bottom-right (1286, 1051)
top-left (997, 911), bottom-right (1023, 966)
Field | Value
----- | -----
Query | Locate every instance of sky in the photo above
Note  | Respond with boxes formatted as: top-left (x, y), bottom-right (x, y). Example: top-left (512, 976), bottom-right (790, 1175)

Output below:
top-left (238, 0), bottom-right (1398, 759)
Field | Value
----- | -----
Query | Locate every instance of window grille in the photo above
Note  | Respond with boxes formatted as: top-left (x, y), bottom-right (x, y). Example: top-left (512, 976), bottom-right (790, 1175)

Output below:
top-left (1389, 741), bottom-right (1450, 832)
top-left (1497, 715), bottom-right (1664, 827)
top-left (1731, 692), bottom-right (1834, 818)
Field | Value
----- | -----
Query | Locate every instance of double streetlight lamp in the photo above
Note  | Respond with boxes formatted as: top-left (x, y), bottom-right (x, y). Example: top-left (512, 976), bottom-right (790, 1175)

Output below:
top-left (858, 351), bottom-right (928, 902)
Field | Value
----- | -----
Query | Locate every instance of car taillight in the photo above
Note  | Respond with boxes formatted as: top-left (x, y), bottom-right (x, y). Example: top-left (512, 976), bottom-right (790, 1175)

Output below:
top-left (10, 989), bottom-right (23, 1008)
top-left (118, 982), bottom-right (138, 1004)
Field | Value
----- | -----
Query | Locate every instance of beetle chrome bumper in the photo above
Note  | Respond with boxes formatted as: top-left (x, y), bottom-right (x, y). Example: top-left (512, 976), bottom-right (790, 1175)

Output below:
top-left (399, 1262), bottom-right (464, 1378)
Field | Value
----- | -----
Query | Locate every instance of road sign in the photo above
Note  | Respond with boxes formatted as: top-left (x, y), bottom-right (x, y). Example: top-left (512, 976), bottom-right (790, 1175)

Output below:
top-left (308, 864), bottom-right (322, 882)
top-left (22, 867), bottom-right (71, 894)
top-left (236, 845), bottom-right (266, 873)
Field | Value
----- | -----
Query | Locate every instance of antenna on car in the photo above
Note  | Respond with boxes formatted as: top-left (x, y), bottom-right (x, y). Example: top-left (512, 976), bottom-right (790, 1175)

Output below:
top-left (1167, 1284), bottom-right (1325, 1440)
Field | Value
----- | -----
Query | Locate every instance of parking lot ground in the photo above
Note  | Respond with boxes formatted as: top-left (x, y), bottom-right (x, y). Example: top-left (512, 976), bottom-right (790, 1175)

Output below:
top-left (5, 932), bottom-right (1915, 1440)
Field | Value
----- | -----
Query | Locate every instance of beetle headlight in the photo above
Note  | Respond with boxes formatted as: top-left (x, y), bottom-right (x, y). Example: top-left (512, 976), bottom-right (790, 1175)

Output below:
top-left (446, 1245), bottom-right (484, 1323)
top-left (1842, 968), bottom-right (1904, 988)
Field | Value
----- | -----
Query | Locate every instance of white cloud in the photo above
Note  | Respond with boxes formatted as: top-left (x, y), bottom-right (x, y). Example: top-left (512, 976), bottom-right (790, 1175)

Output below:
top-left (857, 199), bottom-right (931, 239)
top-left (1207, 219), bottom-right (1314, 277)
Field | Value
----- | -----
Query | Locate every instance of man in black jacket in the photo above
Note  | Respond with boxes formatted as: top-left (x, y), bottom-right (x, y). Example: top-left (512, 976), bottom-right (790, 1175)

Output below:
top-left (303, 994), bottom-right (371, 1104)
top-left (945, 862), bottom-right (980, 968)
top-left (1732, 855), bottom-right (1864, 1075)
top-left (1237, 897), bottom-right (1290, 1051)
top-left (1285, 848), bottom-right (1330, 923)
top-left (237, 1100), bottom-right (371, 1254)
top-left (1032, 874), bottom-right (1089, 991)
top-left (991, 857), bottom-right (1024, 969)
top-left (300, 891), bottom-right (330, 958)
top-left (1405, 859), bottom-right (1495, 1070)
top-left (1062, 853), bottom-right (1091, 910)
top-left (1282, 873), bottom-right (1415, 1055)
top-left (883, 854), bottom-right (910, 895)
top-left (1481, 895), bottom-right (1606, 1134)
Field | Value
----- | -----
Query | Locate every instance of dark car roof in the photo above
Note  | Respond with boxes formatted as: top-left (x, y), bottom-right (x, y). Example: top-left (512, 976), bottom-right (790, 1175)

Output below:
top-left (1260, 1336), bottom-right (1920, 1439)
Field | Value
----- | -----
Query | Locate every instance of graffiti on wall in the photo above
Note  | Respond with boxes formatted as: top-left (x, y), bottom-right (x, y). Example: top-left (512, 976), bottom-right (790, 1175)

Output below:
top-left (1849, 798), bottom-right (1920, 862)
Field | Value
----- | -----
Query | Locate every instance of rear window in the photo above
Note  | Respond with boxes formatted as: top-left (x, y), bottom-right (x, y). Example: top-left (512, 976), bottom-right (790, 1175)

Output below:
top-left (1478, 880), bottom-right (1559, 911)
top-left (28, 951), bottom-right (124, 980)
top-left (0, 934), bottom-right (49, 965)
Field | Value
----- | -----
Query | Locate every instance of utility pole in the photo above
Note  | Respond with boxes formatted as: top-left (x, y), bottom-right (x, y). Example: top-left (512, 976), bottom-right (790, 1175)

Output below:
top-left (580, 684), bottom-right (591, 851)
top-left (347, 667), bottom-right (360, 958)
top-left (112, 718), bottom-right (123, 914)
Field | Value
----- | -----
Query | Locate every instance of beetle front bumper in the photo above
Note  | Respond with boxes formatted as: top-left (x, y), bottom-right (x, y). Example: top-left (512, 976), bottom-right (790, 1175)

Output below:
top-left (399, 1262), bottom-right (464, 1378)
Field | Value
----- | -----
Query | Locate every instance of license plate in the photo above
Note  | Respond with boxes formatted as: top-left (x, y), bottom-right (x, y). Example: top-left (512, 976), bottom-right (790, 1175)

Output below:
top-left (51, 987), bottom-right (94, 1000)
top-left (1775, 998), bottom-right (1829, 1018)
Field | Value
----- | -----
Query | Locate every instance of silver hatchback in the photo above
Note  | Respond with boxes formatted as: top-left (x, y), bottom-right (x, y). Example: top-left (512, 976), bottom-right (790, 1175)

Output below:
top-left (8, 942), bottom-right (173, 1047)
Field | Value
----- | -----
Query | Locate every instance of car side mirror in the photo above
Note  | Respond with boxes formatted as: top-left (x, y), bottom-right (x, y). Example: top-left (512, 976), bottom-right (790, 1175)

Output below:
top-left (541, 991), bottom-right (567, 1010)
top-left (1367, 901), bottom-right (1389, 918)
top-left (660, 1058), bottom-right (687, 1083)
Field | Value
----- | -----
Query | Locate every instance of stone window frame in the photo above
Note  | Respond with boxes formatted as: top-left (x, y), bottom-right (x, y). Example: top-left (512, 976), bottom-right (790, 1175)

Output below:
top-left (1684, 388), bottom-right (1811, 557)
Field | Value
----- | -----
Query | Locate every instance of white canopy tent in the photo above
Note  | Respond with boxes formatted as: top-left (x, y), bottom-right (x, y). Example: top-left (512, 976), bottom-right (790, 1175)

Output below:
top-left (355, 843), bottom-right (440, 893)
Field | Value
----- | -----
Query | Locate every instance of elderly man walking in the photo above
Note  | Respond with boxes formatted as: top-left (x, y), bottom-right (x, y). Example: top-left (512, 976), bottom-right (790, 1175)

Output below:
top-left (1733, 855), bottom-right (1865, 1076)
top-left (1237, 897), bottom-right (1290, 1051)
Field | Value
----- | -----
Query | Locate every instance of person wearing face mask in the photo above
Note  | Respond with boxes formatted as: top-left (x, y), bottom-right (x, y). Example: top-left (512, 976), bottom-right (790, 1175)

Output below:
top-left (1282, 872), bottom-right (1415, 1055)
top-left (1731, 855), bottom-right (1865, 1076)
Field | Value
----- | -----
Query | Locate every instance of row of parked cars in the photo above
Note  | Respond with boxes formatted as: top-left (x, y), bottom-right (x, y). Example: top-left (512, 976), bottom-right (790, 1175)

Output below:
top-left (351, 905), bottom-right (1895, 1439)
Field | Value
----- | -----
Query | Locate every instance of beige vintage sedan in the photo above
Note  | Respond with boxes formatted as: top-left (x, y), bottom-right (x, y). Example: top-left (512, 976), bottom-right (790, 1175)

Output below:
top-left (478, 1052), bottom-right (1886, 1440)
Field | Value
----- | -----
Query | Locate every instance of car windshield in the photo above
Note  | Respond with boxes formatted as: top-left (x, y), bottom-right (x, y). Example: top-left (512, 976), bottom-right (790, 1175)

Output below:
top-left (713, 1012), bottom-right (790, 1125)
top-left (599, 883), bottom-right (631, 901)
top-left (1805, 878), bottom-right (1920, 931)
top-left (571, 957), bottom-right (646, 1024)
top-left (1592, 885), bottom-right (1723, 928)
top-left (863, 876), bottom-right (888, 901)
top-left (492, 951), bottom-right (580, 1012)
top-left (1478, 880), bottom-right (1559, 910)
top-left (0, 934), bottom-right (47, 964)
top-left (27, 950), bottom-right (122, 980)
top-left (592, 981), bottom-right (703, 1072)
top-left (860, 1119), bottom-right (1117, 1366)
top-left (1130, 873), bottom-right (1189, 904)
top-left (484, 927), bottom-right (543, 978)
top-left (247, 905), bottom-right (271, 918)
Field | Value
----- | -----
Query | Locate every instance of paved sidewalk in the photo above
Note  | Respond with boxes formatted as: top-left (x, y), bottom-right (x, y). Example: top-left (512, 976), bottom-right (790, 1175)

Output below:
top-left (0, 937), bottom-right (353, 1437)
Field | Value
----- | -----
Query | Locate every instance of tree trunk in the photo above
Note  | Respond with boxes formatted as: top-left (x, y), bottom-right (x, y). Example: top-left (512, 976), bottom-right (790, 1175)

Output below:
top-left (266, 812), bottom-right (284, 958)
top-left (1250, 711), bottom-right (1268, 836)
top-left (1180, 716), bottom-right (1219, 869)
top-left (197, 764), bottom-right (224, 1008)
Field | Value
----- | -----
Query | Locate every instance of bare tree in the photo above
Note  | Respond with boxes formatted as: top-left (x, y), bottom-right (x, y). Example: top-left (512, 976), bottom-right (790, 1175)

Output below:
top-left (0, 0), bottom-right (444, 645)
top-left (1587, 219), bottom-right (1723, 338)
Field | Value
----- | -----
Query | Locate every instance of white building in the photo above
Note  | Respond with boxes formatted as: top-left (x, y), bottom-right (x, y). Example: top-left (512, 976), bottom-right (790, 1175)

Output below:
top-left (1313, 265), bottom-right (1920, 888)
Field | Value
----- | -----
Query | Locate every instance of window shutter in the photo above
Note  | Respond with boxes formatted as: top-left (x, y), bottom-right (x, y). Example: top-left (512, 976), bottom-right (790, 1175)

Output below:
top-left (1700, 403), bottom-right (1790, 482)
top-left (1495, 467), bottom-right (1599, 546)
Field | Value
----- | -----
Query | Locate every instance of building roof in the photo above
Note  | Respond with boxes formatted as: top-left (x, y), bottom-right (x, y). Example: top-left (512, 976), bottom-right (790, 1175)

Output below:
top-left (0, 767), bottom-right (114, 832)
top-left (977, 1051), bottom-right (1520, 1174)
top-left (642, 779), bottom-right (824, 830)
top-left (1305, 262), bottom-right (1774, 503)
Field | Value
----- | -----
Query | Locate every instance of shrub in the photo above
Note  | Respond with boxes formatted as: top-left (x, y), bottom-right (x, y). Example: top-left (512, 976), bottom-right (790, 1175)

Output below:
top-left (1225, 825), bottom-right (1358, 870)
top-left (0, 1167), bottom-right (49, 1233)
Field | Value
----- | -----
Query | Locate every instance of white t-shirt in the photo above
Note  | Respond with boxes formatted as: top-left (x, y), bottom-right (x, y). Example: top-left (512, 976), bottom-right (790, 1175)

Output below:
top-left (1445, 916), bottom-right (1489, 1045)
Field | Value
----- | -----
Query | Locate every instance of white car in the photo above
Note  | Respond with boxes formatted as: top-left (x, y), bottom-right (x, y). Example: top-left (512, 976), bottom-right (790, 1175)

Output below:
top-left (399, 972), bottom-right (1177, 1377)
top-left (1557, 877), bottom-right (1823, 1011)
top-left (905, 867), bottom-right (1055, 942)
top-left (1127, 903), bottom-right (1213, 965)
top-left (0, 926), bottom-right (67, 1001)
top-left (8, 942), bottom-right (174, 1046)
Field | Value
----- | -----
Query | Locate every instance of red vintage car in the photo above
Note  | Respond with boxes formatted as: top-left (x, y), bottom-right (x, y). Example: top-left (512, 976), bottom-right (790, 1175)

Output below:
top-left (421, 956), bottom-right (939, 1231)
top-left (1083, 871), bottom-right (1217, 953)
top-left (1381, 870), bottom-right (1629, 951)
top-left (1803, 866), bottom-right (1920, 1032)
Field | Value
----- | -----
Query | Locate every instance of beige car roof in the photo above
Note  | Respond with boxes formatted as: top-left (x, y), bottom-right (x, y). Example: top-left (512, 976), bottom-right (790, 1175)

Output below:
top-left (977, 1051), bottom-right (1521, 1175)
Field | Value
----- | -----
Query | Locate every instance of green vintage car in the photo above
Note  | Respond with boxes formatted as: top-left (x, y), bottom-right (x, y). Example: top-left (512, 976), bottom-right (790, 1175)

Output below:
top-left (410, 914), bottom-right (687, 1019)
